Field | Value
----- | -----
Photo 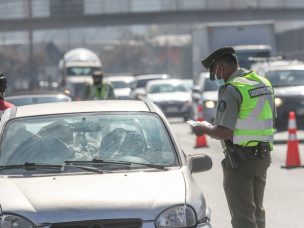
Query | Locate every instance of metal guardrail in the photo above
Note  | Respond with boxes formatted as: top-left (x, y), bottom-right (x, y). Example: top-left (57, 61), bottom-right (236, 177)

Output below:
top-left (0, 0), bottom-right (304, 20)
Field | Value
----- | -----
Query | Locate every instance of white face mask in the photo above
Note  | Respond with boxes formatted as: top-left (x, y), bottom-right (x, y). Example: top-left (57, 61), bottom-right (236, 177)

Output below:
top-left (215, 66), bottom-right (225, 87)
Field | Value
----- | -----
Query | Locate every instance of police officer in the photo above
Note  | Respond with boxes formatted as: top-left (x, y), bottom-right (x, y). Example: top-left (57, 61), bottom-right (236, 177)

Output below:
top-left (0, 73), bottom-right (14, 111)
top-left (83, 70), bottom-right (115, 100)
top-left (192, 47), bottom-right (276, 228)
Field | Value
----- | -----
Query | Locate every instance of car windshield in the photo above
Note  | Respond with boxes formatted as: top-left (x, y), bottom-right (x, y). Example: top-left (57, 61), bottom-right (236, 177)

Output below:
top-left (266, 70), bottom-right (304, 87)
top-left (148, 83), bottom-right (187, 93)
top-left (110, 81), bottom-right (129, 89)
top-left (6, 96), bottom-right (70, 106)
top-left (67, 67), bottom-right (100, 76)
top-left (0, 113), bottom-right (177, 168)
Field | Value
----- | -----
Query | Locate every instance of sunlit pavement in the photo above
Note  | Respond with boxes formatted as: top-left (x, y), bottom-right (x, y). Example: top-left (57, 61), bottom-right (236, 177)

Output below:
top-left (168, 118), bottom-right (304, 228)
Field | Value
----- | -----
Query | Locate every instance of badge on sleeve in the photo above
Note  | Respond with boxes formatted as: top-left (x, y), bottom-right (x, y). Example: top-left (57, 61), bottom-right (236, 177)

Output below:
top-left (218, 100), bottom-right (226, 112)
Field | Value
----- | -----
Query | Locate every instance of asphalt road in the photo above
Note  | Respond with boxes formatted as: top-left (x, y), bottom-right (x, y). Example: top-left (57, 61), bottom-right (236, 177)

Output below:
top-left (169, 118), bottom-right (304, 228)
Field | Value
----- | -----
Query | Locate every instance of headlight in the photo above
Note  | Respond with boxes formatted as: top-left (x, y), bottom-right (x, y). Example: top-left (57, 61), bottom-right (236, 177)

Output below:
top-left (0, 214), bottom-right (36, 228)
top-left (204, 100), bottom-right (216, 109)
top-left (155, 205), bottom-right (196, 227)
top-left (274, 97), bottom-right (283, 107)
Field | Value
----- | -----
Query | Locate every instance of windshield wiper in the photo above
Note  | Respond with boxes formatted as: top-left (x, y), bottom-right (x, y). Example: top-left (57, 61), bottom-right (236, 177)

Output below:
top-left (0, 162), bottom-right (104, 174)
top-left (0, 162), bottom-right (62, 171)
top-left (65, 159), bottom-right (168, 171)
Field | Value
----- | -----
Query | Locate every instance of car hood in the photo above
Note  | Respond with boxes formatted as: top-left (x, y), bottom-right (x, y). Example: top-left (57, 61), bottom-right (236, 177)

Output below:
top-left (273, 86), bottom-right (304, 97)
top-left (202, 91), bottom-right (218, 101)
top-left (0, 169), bottom-right (186, 224)
top-left (114, 88), bottom-right (131, 97)
top-left (147, 92), bottom-right (191, 102)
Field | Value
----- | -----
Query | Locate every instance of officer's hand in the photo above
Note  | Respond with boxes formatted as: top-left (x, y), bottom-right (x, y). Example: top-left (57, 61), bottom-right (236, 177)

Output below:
top-left (193, 125), bottom-right (204, 136)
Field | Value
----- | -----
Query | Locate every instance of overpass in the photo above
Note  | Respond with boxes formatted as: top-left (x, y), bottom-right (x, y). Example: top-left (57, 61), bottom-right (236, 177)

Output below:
top-left (0, 7), bottom-right (304, 32)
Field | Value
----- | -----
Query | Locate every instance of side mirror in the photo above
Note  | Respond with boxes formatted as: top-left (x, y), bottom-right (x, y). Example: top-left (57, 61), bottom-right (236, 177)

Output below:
top-left (187, 154), bottom-right (212, 173)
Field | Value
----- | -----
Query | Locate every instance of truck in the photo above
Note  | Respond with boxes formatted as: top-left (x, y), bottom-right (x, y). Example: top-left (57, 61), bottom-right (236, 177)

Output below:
top-left (192, 21), bottom-right (276, 79)
top-left (59, 48), bottom-right (102, 100)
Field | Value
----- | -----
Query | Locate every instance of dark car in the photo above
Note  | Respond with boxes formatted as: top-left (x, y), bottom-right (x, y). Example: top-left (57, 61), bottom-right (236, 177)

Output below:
top-left (265, 62), bottom-right (304, 131)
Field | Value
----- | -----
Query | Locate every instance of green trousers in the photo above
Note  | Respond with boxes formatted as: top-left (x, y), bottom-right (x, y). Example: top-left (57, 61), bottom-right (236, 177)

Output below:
top-left (222, 153), bottom-right (271, 228)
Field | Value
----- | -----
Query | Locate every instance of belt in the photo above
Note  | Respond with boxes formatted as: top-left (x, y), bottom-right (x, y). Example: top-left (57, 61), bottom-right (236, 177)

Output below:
top-left (239, 143), bottom-right (271, 159)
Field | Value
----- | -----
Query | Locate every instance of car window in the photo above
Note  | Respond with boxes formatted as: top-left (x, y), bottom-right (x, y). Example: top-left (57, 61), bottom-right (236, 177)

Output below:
top-left (266, 70), bottom-right (304, 87)
top-left (110, 81), bottom-right (129, 89)
top-left (136, 79), bottom-right (154, 88)
top-left (0, 113), bottom-right (177, 167)
top-left (148, 83), bottom-right (187, 93)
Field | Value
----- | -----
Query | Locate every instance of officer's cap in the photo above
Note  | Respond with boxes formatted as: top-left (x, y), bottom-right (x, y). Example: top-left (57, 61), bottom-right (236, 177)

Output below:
top-left (201, 47), bottom-right (236, 81)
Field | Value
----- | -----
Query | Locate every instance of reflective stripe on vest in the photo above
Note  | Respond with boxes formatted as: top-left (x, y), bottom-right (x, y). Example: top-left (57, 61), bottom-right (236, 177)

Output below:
top-left (227, 72), bottom-right (275, 146)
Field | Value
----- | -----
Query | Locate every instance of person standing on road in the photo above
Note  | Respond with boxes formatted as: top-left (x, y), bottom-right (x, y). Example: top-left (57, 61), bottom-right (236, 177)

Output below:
top-left (83, 70), bottom-right (115, 100)
top-left (192, 47), bottom-right (276, 228)
top-left (0, 73), bottom-right (14, 112)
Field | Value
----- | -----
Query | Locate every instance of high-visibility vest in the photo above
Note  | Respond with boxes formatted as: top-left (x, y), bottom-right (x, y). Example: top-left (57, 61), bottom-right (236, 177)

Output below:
top-left (89, 83), bottom-right (108, 100)
top-left (227, 71), bottom-right (275, 147)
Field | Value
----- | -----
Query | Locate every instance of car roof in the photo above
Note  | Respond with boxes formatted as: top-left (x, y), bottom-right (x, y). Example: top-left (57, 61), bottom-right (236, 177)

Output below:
top-left (105, 76), bottom-right (135, 82)
top-left (13, 100), bottom-right (151, 118)
top-left (266, 63), bottom-right (304, 71)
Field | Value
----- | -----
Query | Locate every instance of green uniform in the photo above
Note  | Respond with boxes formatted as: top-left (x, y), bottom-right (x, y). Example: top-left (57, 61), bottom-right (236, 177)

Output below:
top-left (84, 82), bottom-right (115, 100)
top-left (214, 69), bottom-right (276, 228)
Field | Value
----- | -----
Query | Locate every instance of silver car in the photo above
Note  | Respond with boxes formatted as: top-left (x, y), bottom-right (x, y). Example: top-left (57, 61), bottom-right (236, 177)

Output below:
top-left (145, 79), bottom-right (195, 121)
top-left (0, 100), bottom-right (212, 228)
top-left (6, 93), bottom-right (72, 106)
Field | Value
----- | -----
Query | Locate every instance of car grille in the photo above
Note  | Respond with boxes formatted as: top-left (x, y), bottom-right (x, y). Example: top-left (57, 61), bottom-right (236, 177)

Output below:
top-left (51, 219), bottom-right (142, 228)
top-left (155, 101), bottom-right (184, 110)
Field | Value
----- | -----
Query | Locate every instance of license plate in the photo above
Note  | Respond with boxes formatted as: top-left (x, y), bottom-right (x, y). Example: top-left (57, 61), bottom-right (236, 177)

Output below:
top-left (166, 107), bottom-right (179, 112)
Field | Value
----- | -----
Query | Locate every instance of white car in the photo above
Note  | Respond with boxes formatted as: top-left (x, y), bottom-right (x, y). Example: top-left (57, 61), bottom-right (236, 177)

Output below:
top-left (131, 74), bottom-right (170, 99)
top-left (146, 79), bottom-right (195, 121)
top-left (105, 75), bottom-right (136, 99)
top-left (0, 100), bottom-right (212, 228)
top-left (192, 72), bottom-right (219, 123)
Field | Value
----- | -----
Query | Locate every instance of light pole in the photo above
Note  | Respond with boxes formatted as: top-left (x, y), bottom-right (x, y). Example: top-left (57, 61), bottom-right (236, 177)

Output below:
top-left (28, 0), bottom-right (34, 83)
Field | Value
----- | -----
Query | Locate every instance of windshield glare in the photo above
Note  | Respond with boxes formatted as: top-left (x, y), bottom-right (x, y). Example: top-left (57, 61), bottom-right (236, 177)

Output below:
top-left (266, 70), bottom-right (304, 87)
top-left (0, 113), bottom-right (177, 167)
